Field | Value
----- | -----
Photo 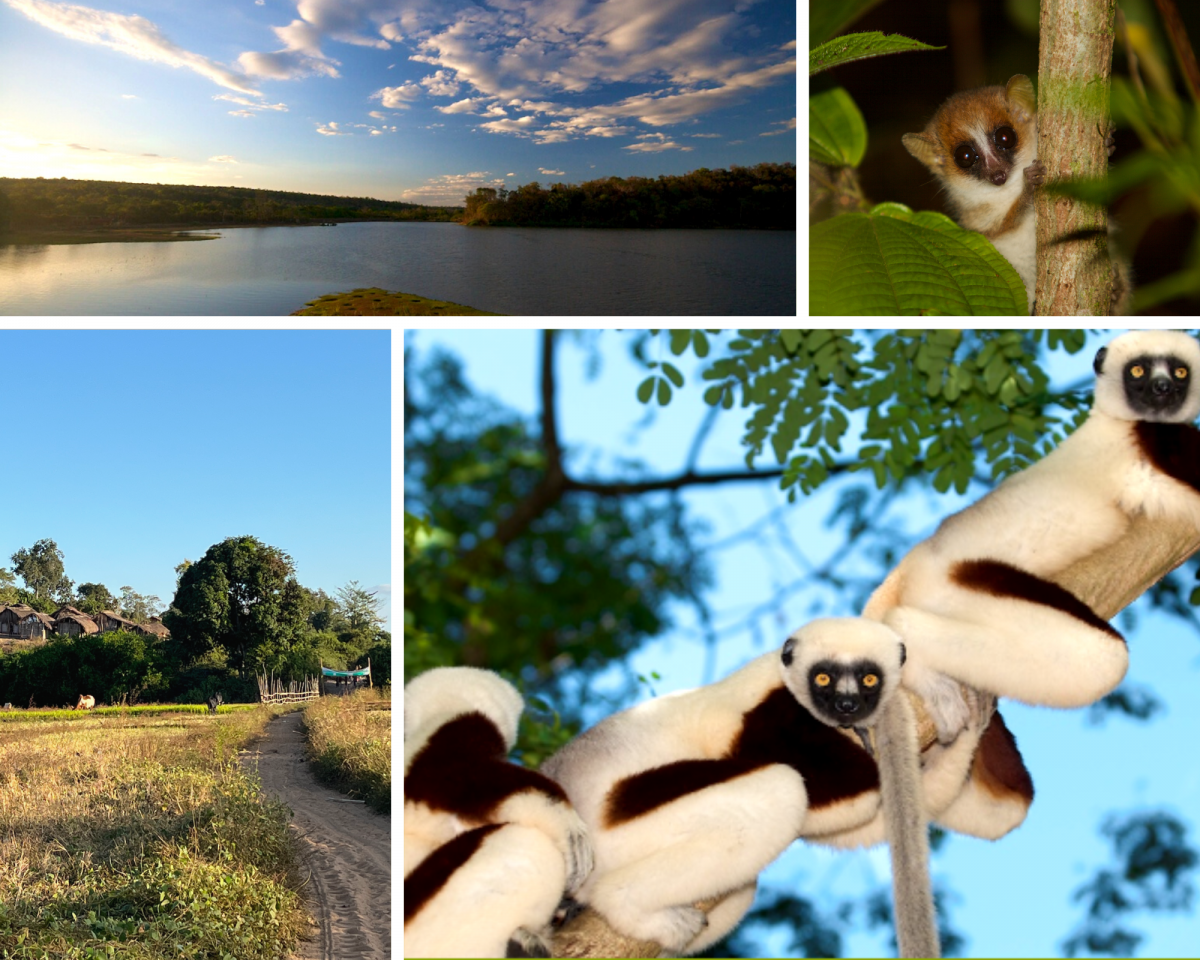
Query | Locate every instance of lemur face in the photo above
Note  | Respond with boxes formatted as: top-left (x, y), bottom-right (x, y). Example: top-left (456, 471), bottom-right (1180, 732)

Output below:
top-left (1120, 354), bottom-right (1192, 419)
top-left (780, 619), bottom-right (906, 730)
top-left (804, 658), bottom-right (886, 727)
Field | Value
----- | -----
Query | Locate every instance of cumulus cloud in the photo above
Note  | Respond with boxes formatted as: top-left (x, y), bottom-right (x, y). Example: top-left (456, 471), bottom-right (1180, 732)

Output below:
top-left (209, 155), bottom-right (238, 163)
top-left (420, 69), bottom-right (460, 97)
top-left (624, 132), bottom-right (693, 153)
top-left (316, 121), bottom-right (348, 136)
top-left (372, 82), bottom-right (421, 109)
top-left (538, 167), bottom-right (565, 176)
top-left (400, 170), bottom-right (507, 206)
top-left (4, 0), bottom-right (261, 95)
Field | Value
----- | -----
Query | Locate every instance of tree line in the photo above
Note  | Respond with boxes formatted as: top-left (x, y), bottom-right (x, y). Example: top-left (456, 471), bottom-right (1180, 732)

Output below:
top-left (0, 535), bottom-right (390, 706)
top-left (460, 163), bottom-right (796, 229)
top-left (0, 177), bottom-right (461, 233)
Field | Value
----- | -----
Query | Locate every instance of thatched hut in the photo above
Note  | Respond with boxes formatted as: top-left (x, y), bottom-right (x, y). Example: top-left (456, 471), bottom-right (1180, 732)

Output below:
top-left (134, 616), bottom-right (171, 639)
top-left (53, 611), bottom-right (99, 636)
top-left (95, 610), bottom-right (137, 634)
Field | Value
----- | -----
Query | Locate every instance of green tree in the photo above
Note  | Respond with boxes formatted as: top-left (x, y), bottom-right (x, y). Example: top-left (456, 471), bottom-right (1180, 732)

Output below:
top-left (75, 582), bottom-right (118, 616)
top-left (0, 567), bottom-right (18, 605)
top-left (11, 538), bottom-right (73, 603)
top-left (119, 584), bottom-right (162, 623)
top-left (163, 536), bottom-right (304, 676)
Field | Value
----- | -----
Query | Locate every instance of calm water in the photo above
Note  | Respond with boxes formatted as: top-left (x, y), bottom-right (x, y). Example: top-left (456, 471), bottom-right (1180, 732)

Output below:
top-left (0, 221), bottom-right (796, 316)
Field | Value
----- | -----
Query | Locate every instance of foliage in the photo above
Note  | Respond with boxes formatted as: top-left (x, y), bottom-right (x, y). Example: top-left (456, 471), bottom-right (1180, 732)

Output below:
top-left (163, 536), bottom-right (304, 677)
top-left (75, 581), bottom-right (118, 616)
top-left (0, 568), bottom-right (17, 606)
top-left (10, 538), bottom-right (73, 602)
top-left (1063, 811), bottom-right (1198, 956)
top-left (303, 689), bottom-right (391, 813)
top-left (0, 709), bottom-right (307, 959)
top-left (403, 344), bottom-right (711, 724)
top-left (0, 176), bottom-right (460, 234)
top-left (461, 163), bottom-right (796, 229)
top-left (634, 329), bottom-right (1089, 499)
top-left (0, 630), bottom-right (167, 707)
top-left (119, 585), bottom-right (162, 624)
top-left (292, 287), bottom-right (500, 316)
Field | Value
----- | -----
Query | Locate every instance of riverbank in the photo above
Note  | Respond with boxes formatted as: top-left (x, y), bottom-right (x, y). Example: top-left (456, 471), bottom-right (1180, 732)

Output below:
top-left (292, 287), bottom-right (501, 316)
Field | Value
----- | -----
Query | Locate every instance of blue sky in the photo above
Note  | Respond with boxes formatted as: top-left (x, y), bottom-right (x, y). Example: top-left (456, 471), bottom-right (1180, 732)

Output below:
top-left (405, 327), bottom-right (1200, 958)
top-left (0, 0), bottom-right (796, 205)
top-left (0, 329), bottom-right (391, 628)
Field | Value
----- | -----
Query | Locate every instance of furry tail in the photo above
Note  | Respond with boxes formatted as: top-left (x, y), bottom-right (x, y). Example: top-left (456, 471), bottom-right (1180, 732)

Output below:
top-left (876, 693), bottom-right (940, 959)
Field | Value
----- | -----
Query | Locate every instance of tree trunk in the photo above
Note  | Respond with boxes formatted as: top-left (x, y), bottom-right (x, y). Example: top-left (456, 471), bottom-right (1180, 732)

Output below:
top-left (1035, 0), bottom-right (1118, 315)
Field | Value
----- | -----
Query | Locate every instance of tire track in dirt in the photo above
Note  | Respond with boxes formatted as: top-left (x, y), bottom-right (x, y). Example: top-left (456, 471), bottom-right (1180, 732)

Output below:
top-left (243, 711), bottom-right (391, 960)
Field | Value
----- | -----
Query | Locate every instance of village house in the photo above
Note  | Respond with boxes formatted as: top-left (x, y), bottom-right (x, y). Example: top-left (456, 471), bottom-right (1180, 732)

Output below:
top-left (95, 609), bottom-right (138, 633)
top-left (52, 608), bottom-right (100, 636)
top-left (134, 616), bottom-right (171, 639)
top-left (0, 604), bottom-right (170, 640)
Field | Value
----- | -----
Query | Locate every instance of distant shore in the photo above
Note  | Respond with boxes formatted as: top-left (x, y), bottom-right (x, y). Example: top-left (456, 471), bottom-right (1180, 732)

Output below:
top-left (0, 217), bottom-right (458, 246)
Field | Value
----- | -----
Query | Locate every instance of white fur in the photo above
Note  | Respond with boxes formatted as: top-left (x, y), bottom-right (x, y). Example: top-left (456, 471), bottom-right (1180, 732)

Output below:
top-left (404, 667), bottom-right (593, 958)
top-left (404, 824), bottom-right (567, 959)
top-left (990, 213), bottom-right (1037, 310)
top-left (542, 617), bottom-right (986, 954)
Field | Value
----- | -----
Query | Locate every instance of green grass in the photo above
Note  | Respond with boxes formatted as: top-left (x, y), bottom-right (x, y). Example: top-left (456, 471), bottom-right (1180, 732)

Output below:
top-left (0, 704), bottom-right (259, 723)
top-left (292, 286), bottom-right (501, 316)
top-left (302, 689), bottom-right (391, 814)
top-left (0, 228), bottom-right (219, 245)
top-left (0, 706), bottom-right (309, 959)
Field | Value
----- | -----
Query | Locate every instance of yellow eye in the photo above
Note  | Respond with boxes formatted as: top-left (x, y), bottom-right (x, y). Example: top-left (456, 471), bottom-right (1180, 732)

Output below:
top-left (814, 673), bottom-right (831, 687)
top-left (1130, 365), bottom-right (1145, 378)
top-left (862, 674), bottom-right (879, 688)
top-left (1176, 367), bottom-right (1189, 379)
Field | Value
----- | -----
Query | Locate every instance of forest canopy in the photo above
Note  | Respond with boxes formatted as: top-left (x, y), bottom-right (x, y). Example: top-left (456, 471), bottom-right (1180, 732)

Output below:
top-left (0, 177), bottom-right (461, 233)
top-left (460, 163), bottom-right (796, 229)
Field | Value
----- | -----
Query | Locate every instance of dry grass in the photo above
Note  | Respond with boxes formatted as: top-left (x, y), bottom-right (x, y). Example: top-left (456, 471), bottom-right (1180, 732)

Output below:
top-left (0, 707), bottom-right (308, 958)
top-left (302, 689), bottom-right (391, 814)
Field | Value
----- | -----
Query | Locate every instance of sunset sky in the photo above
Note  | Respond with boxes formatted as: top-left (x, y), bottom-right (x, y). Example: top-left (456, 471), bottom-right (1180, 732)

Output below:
top-left (0, 0), bottom-right (796, 205)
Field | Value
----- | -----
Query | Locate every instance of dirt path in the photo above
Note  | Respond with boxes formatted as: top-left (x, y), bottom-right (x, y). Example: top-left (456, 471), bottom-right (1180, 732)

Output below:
top-left (243, 711), bottom-right (391, 960)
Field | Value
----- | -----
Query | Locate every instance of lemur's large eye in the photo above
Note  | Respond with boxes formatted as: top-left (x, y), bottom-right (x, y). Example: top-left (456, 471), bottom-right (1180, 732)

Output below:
top-left (1130, 365), bottom-right (1145, 378)
top-left (994, 125), bottom-right (1018, 151)
top-left (814, 673), bottom-right (831, 687)
top-left (1176, 367), bottom-right (1189, 379)
top-left (862, 674), bottom-right (879, 688)
top-left (953, 143), bottom-right (978, 169)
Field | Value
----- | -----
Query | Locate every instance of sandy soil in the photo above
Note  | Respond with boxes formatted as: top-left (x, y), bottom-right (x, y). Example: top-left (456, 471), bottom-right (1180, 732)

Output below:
top-left (243, 711), bottom-right (391, 960)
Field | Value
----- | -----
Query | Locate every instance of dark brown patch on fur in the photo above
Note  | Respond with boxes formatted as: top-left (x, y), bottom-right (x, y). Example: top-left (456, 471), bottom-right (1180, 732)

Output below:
top-left (405, 712), bottom-right (568, 819)
top-left (1134, 421), bottom-right (1200, 494)
top-left (951, 559), bottom-right (1122, 640)
top-left (405, 823), bottom-right (503, 923)
top-left (604, 686), bottom-right (878, 827)
top-left (972, 710), bottom-right (1034, 803)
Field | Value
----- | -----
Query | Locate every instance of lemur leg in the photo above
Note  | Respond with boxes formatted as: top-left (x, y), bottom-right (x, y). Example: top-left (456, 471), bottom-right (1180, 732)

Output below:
top-left (405, 824), bottom-right (566, 959)
top-left (884, 595), bottom-right (1127, 711)
top-left (582, 764), bottom-right (807, 955)
top-left (684, 882), bottom-right (759, 955)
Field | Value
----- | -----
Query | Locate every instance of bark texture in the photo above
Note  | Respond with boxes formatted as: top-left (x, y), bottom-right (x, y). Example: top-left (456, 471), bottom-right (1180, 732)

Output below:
top-left (1035, 0), bottom-right (1117, 315)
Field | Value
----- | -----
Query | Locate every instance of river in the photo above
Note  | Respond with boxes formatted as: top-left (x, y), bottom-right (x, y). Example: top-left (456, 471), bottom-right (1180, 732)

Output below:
top-left (0, 221), bottom-right (796, 316)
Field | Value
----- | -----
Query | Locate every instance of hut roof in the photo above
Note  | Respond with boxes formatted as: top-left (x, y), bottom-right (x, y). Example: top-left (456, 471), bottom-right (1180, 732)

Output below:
top-left (54, 611), bottom-right (99, 634)
top-left (100, 609), bottom-right (138, 628)
top-left (136, 618), bottom-right (171, 638)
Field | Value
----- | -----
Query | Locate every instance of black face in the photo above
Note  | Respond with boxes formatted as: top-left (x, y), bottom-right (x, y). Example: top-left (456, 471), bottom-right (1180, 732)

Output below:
top-left (806, 659), bottom-right (884, 728)
top-left (1123, 355), bottom-right (1192, 417)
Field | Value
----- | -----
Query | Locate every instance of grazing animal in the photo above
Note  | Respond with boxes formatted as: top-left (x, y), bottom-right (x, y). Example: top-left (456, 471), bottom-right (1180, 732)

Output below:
top-left (75, 694), bottom-right (96, 710)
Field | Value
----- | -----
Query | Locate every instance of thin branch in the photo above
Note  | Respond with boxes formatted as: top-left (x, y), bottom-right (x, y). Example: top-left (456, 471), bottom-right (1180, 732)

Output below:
top-left (565, 468), bottom-right (786, 496)
top-left (1153, 0), bottom-right (1200, 104)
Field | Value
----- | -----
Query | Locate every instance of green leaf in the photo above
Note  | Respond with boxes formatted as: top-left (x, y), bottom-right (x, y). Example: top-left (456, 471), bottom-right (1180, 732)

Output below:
top-left (656, 378), bottom-right (672, 406)
top-left (810, 31), bottom-right (944, 76)
top-left (780, 329), bottom-right (804, 354)
top-left (669, 330), bottom-right (691, 356)
top-left (809, 204), bottom-right (1029, 315)
top-left (809, 88), bottom-right (868, 168)
top-left (636, 376), bottom-right (655, 404)
top-left (693, 331), bottom-right (710, 358)
top-left (810, 0), bottom-right (888, 46)
top-left (703, 383), bottom-right (727, 405)
top-left (661, 362), bottom-right (684, 388)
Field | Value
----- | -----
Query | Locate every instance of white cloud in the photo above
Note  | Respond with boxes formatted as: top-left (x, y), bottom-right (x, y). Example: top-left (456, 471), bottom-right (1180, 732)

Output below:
top-left (229, 110), bottom-right (256, 118)
top-left (759, 116), bottom-right (796, 136)
top-left (238, 48), bottom-right (340, 80)
top-left (316, 121), bottom-right (348, 136)
top-left (214, 93), bottom-right (288, 116)
top-left (370, 129), bottom-right (382, 135)
top-left (400, 170), bottom-right (507, 206)
top-left (624, 132), bottom-right (692, 153)
top-left (690, 132), bottom-right (722, 138)
top-left (209, 155), bottom-right (238, 163)
top-left (480, 116), bottom-right (535, 135)
top-left (538, 167), bottom-right (565, 176)
top-left (4, 0), bottom-right (261, 95)
top-left (435, 97), bottom-right (489, 115)
top-left (372, 82), bottom-right (421, 109)
top-left (506, 172), bottom-right (514, 176)
top-left (369, 110), bottom-right (387, 119)
top-left (420, 69), bottom-right (460, 97)
top-left (121, 93), bottom-right (138, 99)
